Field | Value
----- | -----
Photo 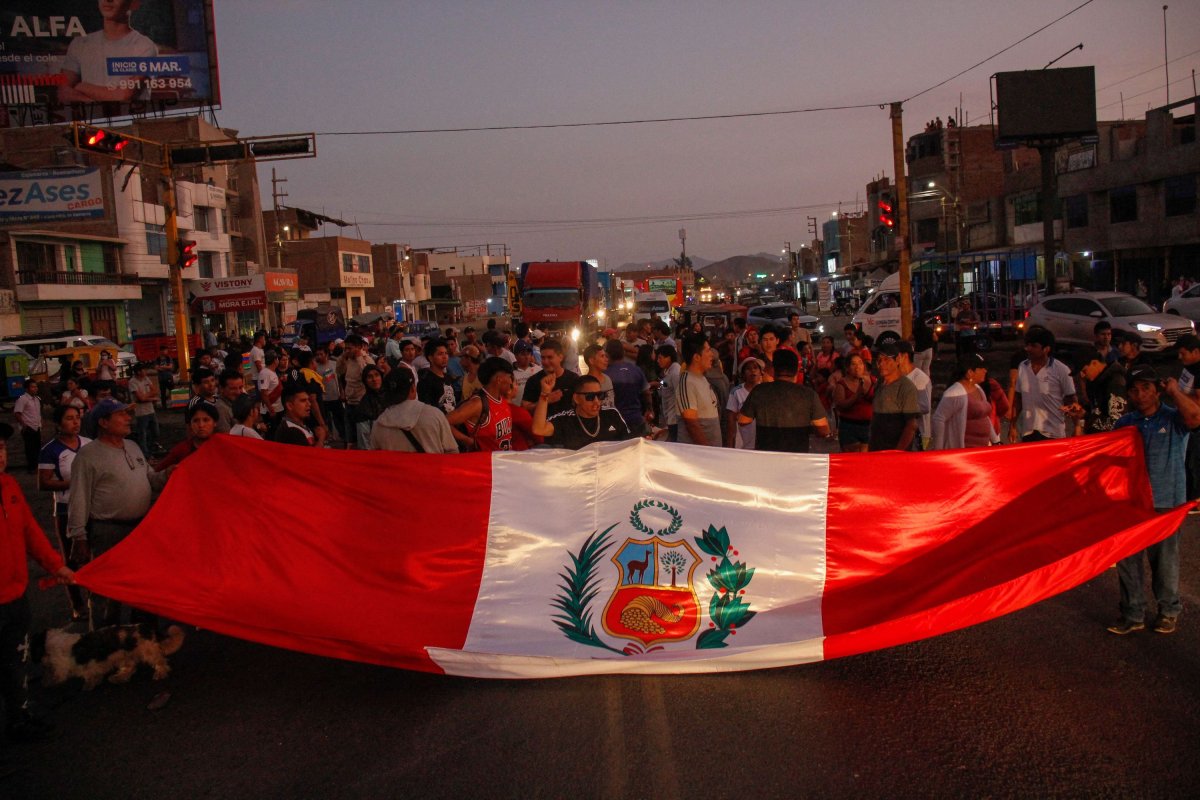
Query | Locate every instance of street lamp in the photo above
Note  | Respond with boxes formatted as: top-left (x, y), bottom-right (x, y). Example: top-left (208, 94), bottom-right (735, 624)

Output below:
top-left (910, 181), bottom-right (962, 254)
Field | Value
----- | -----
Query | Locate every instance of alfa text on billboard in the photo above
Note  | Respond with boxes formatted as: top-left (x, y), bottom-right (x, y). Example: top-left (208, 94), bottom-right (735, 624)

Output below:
top-left (1, 0), bottom-right (219, 127)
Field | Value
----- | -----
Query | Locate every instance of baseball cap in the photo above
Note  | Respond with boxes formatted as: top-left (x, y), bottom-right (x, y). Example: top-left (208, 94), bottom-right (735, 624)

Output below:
top-left (530, 329), bottom-right (545, 341)
top-left (185, 399), bottom-right (219, 423)
top-left (513, 341), bottom-right (533, 355)
top-left (875, 341), bottom-right (900, 358)
top-left (738, 356), bottom-right (765, 374)
top-left (1127, 365), bottom-right (1159, 386)
top-left (91, 397), bottom-right (132, 419)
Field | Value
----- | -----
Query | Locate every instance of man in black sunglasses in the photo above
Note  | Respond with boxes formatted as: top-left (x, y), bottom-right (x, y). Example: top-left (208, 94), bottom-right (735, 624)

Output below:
top-left (531, 374), bottom-right (631, 450)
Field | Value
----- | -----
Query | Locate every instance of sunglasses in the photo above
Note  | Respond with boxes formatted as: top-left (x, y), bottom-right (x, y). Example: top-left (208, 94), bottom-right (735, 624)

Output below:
top-left (575, 391), bottom-right (603, 401)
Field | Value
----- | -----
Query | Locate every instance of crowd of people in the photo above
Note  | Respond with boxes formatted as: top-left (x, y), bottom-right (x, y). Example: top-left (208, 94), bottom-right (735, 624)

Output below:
top-left (2, 309), bottom-right (1197, 749)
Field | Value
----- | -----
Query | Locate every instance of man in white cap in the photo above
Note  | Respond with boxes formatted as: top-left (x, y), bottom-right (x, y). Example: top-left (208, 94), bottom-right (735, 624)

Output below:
top-left (67, 398), bottom-right (171, 628)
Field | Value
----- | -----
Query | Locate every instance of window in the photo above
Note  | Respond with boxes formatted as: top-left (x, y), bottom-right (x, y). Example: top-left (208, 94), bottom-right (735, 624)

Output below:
top-left (915, 218), bottom-right (939, 244)
top-left (146, 223), bottom-right (167, 258)
top-left (193, 207), bottom-right (210, 232)
top-left (1165, 175), bottom-right (1197, 217)
top-left (198, 251), bottom-right (215, 279)
top-left (1013, 194), bottom-right (1061, 226)
top-left (357, 255), bottom-right (371, 273)
top-left (16, 241), bottom-right (55, 272)
top-left (1064, 195), bottom-right (1088, 229)
top-left (1110, 186), bottom-right (1138, 223)
top-left (342, 253), bottom-right (355, 272)
top-left (1099, 295), bottom-right (1155, 316)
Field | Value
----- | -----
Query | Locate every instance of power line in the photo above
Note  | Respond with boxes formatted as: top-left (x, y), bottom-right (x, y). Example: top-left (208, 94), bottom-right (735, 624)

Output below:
top-left (339, 200), bottom-right (856, 236)
top-left (903, 0), bottom-right (1097, 103)
top-left (1097, 47), bottom-right (1200, 92)
top-left (314, 103), bottom-right (882, 137)
top-left (312, 1), bottom-right (1105, 141)
top-left (1096, 70), bottom-right (1200, 111)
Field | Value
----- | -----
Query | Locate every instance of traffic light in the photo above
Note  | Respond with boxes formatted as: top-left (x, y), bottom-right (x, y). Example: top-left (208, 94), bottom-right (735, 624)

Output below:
top-left (78, 126), bottom-right (129, 156)
top-left (878, 194), bottom-right (895, 232)
top-left (178, 239), bottom-right (197, 269)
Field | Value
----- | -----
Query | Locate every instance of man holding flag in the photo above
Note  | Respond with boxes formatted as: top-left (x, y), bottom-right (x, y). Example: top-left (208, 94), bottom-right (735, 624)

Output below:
top-left (1108, 366), bottom-right (1200, 635)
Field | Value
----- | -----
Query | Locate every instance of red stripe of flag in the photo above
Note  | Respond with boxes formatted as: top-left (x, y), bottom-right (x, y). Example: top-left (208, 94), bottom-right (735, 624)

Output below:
top-left (75, 437), bottom-right (492, 673)
top-left (822, 427), bottom-right (1172, 659)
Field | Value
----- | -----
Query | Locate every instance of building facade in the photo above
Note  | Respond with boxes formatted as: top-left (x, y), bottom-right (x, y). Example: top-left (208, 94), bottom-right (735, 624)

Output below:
top-left (0, 115), bottom-right (271, 343)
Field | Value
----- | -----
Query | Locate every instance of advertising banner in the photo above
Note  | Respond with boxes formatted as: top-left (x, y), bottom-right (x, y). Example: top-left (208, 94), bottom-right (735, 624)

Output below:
top-left (188, 275), bottom-right (266, 313)
top-left (264, 271), bottom-right (299, 300)
top-left (1, 0), bottom-right (219, 127)
top-left (0, 167), bottom-right (104, 225)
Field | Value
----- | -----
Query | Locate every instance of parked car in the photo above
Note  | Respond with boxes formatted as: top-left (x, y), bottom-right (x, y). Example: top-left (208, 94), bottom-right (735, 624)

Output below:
top-left (746, 303), bottom-right (822, 333)
top-left (1162, 284), bottom-right (1200, 323)
top-left (1026, 291), bottom-right (1194, 353)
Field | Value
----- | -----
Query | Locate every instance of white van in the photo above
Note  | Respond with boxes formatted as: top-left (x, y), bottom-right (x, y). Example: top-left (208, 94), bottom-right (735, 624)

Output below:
top-left (633, 292), bottom-right (671, 325)
top-left (851, 273), bottom-right (903, 344)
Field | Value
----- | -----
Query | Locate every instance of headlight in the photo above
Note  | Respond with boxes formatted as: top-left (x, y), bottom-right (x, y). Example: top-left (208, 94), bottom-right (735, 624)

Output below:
top-left (1135, 323), bottom-right (1162, 333)
top-left (570, 327), bottom-right (580, 342)
top-left (596, 309), bottom-right (606, 320)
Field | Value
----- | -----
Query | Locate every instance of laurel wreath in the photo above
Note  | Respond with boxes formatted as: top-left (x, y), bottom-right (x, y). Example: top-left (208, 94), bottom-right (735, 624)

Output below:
top-left (551, 524), bottom-right (627, 655)
top-left (629, 499), bottom-right (683, 537)
top-left (694, 524), bottom-right (757, 649)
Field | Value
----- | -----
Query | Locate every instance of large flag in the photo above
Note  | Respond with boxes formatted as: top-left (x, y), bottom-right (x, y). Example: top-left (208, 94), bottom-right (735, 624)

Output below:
top-left (75, 429), bottom-right (1184, 678)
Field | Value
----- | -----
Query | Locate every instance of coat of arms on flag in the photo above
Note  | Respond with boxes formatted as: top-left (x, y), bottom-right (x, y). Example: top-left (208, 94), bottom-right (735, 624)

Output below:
top-left (554, 499), bottom-right (757, 656)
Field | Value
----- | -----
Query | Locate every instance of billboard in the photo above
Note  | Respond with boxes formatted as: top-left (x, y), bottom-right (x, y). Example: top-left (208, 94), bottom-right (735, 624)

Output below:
top-left (0, 166), bottom-right (104, 225)
top-left (994, 67), bottom-right (1097, 146)
top-left (0, 0), bottom-right (219, 127)
top-left (189, 275), bottom-right (266, 313)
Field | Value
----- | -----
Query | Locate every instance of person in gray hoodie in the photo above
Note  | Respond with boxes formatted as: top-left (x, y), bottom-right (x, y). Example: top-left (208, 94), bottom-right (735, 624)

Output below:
top-left (369, 368), bottom-right (459, 454)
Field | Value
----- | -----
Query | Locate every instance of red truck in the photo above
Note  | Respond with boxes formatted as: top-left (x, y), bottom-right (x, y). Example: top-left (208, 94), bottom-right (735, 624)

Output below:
top-left (518, 261), bottom-right (597, 335)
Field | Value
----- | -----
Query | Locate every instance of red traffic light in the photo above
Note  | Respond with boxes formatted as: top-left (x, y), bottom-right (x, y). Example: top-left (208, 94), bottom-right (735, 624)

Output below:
top-left (878, 196), bottom-right (895, 230)
top-left (179, 240), bottom-right (198, 269)
top-left (79, 126), bottom-right (130, 156)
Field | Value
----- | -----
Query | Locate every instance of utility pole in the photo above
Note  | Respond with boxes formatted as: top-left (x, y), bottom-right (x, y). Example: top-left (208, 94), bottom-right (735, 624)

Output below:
top-left (890, 101), bottom-right (912, 339)
top-left (65, 124), bottom-right (315, 381)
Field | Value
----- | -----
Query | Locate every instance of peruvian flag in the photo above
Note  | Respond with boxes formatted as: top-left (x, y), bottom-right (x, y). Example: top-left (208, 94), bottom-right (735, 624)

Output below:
top-left (74, 429), bottom-right (1185, 678)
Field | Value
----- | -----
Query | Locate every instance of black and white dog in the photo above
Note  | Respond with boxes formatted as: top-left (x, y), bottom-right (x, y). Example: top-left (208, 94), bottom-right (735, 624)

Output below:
top-left (30, 624), bottom-right (185, 690)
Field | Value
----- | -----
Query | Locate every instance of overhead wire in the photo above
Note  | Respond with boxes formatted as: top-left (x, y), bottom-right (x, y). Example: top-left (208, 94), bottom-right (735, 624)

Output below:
top-left (300, 0), bottom-right (1111, 240)
top-left (902, 0), bottom-right (1097, 103)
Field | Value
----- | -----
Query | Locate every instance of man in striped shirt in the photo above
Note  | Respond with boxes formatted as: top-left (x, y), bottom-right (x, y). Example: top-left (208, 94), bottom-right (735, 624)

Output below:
top-left (677, 333), bottom-right (722, 447)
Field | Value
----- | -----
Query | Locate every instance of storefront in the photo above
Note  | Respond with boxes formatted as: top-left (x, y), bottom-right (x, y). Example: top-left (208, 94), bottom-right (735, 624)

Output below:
top-left (188, 275), bottom-right (267, 336)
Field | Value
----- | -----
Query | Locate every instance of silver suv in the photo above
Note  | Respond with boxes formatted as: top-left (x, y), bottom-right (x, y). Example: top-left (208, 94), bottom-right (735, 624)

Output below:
top-left (1026, 291), bottom-right (1194, 352)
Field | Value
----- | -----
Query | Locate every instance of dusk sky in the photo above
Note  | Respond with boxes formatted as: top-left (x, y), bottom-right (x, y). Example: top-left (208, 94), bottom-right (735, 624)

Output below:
top-left (214, 1), bottom-right (1200, 269)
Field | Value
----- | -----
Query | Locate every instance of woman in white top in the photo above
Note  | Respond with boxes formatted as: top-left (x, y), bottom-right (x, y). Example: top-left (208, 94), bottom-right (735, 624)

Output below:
top-left (228, 394), bottom-right (264, 440)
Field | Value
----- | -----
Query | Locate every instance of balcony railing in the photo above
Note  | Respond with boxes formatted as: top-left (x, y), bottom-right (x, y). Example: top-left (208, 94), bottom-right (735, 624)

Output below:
top-left (17, 270), bottom-right (141, 287)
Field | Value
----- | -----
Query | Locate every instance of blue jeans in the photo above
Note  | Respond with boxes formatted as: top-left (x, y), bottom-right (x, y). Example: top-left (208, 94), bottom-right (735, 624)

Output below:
top-left (135, 412), bottom-right (160, 454)
top-left (1116, 518), bottom-right (1181, 622)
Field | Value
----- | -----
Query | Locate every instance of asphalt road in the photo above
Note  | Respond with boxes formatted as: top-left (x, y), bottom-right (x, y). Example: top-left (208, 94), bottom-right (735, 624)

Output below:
top-left (5, 342), bottom-right (1200, 798)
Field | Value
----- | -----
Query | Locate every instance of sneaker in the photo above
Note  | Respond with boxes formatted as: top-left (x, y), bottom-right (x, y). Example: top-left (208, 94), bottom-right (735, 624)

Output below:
top-left (1152, 614), bottom-right (1178, 634)
top-left (1106, 619), bottom-right (1145, 635)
